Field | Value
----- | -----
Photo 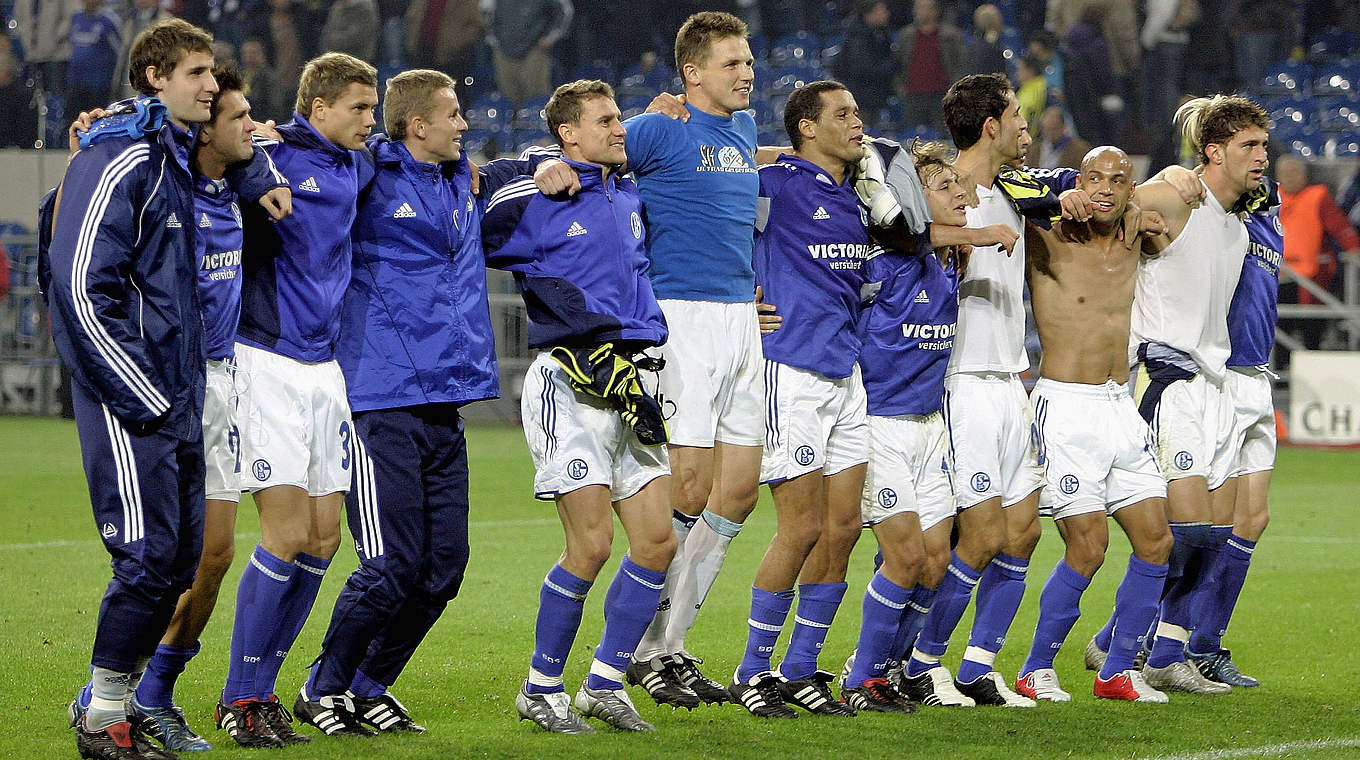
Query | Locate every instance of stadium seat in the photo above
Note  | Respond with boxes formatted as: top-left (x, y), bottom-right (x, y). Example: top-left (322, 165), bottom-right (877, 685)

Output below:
top-left (1313, 60), bottom-right (1360, 96)
top-left (1329, 132), bottom-right (1360, 157)
top-left (571, 59), bottom-right (616, 84)
top-left (748, 32), bottom-right (770, 62)
top-left (770, 31), bottom-right (822, 66)
top-left (464, 93), bottom-right (512, 131)
top-left (1308, 26), bottom-right (1357, 62)
top-left (515, 95), bottom-right (551, 128)
top-left (1318, 97), bottom-right (1360, 132)
top-left (616, 93), bottom-right (652, 120)
top-left (1260, 60), bottom-right (1314, 95)
top-left (1268, 94), bottom-right (1319, 132)
top-left (1280, 128), bottom-right (1327, 158)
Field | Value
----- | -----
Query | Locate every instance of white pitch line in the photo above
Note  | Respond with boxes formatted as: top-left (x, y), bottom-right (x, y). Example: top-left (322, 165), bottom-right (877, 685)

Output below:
top-left (1144, 738), bottom-right (1360, 760)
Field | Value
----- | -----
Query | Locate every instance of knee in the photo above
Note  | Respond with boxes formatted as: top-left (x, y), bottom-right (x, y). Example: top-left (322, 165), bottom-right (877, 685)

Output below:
top-left (920, 543), bottom-right (950, 588)
top-left (1137, 527), bottom-right (1174, 566)
top-left (959, 520), bottom-right (1004, 564)
top-left (672, 470), bottom-right (712, 515)
top-left (308, 533), bottom-right (342, 560)
top-left (880, 545), bottom-right (924, 584)
top-left (566, 535), bottom-right (614, 576)
top-left (1245, 506), bottom-right (1270, 540)
top-left (1010, 514), bottom-right (1042, 557)
top-left (1064, 534), bottom-right (1107, 577)
top-left (784, 517), bottom-right (824, 557)
top-left (720, 479), bottom-right (760, 518)
top-left (630, 531), bottom-right (676, 573)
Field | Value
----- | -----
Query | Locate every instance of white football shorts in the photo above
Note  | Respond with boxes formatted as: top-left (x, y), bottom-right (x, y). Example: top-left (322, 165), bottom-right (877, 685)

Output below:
top-left (1132, 365), bottom-right (1236, 489)
top-left (235, 342), bottom-right (354, 496)
top-left (203, 358), bottom-right (242, 502)
top-left (522, 353), bottom-right (670, 501)
top-left (1031, 378), bottom-right (1166, 520)
top-left (760, 361), bottom-right (868, 484)
top-left (862, 411), bottom-right (955, 530)
top-left (1226, 366), bottom-right (1276, 477)
top-left (943, 371), bottom-right (1044, 509)
top-left (654, 298), bottom-right (765, 448)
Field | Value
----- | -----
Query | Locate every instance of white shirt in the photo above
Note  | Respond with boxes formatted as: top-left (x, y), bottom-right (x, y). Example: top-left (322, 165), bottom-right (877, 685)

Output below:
top-left (1131, 181), bottom-right (1247, 382)
top-left (948, 182), bottom-right (1030, 375)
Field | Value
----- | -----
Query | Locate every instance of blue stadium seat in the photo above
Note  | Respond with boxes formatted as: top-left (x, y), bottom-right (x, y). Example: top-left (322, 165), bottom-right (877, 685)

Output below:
top-left (770, 31), bottom-right (822, 66)
top-left (619, 64), bottom-right (676, 97)
top-left (1329, 133), bottom-right (1360, 157)
top-left (617, 93), bottom-right (652, 120)
top-left (1318, 96), bottom-right (1360, 132)
top-left (748, 32), bottom-right (770, 62)
top-left (572, 59), bottom-right (616, 84)
top-left (1280, 128), bottom-right (1326, 158)
top-left (1268, 94), bottom-right (1318, 132)
top-left (515, 95), bottom-right (552, 128)
top-left (1313, 60), bottom-right (1360, 96)
top-left (904, 124), bottom-right (944, 143)
top-left (464, 93), bottom-right (512, 131)
top-left (1261, 60), bottom-right (1313, 95)
top-left (873, 98), bottom-right (905, 131)
top-left (1308, 27), bottom-right (1357, 62)
top-left (746, 97), bottom-right (778, 128)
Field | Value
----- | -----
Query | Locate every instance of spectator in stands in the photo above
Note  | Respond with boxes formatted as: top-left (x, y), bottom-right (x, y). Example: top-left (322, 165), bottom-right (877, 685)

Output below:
top-left (321, 0), bottom-right (380, 64)
top-left (66, 0), bottom-right (122, 120)
top-left (1141, 0), bottom-right (1190, 171)
top-left (835, 0), bottom-right (896, 128)
top-left (486, 0), bottom-right (573, 110)
top-left (377, 0), bottom-right (410, 65)
top-left (1026, 29), bottom-right (1063, 98)
top-left (963, 3), bottom-right (1007, 76)
top-left (1060, 2), bottom-right (1118, 146)
top-left (894, 0), bottom-right (963, 130)
top-left (0, 31), bottom-right (38, 148)
top-left (1014, 53), bottom-right (1046, 130)
top-left (246, 0), bottom-right (303, 116)
top-left (14, 0), bottom-right (78, 107)
top-left (1276, 154), bottom-right (1360, 350)
top-left (240, 38), bottom-right (283, 122)
top-left (213, 39), bottom-right (237, 69)
top-left (1035, 105), bottom-right (1089, 170)
top-left (1230, 0), bottom-right (1297, 92)
top-left (404, 0), bottom-right (483, 97)
top-left (113, 0), bottom-right (171, 99)
top-left (623, 50), bottom-right (674, 94)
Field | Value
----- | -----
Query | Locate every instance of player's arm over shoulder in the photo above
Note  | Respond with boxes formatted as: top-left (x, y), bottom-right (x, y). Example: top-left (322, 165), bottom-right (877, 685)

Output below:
top-left (1132, 179), bottom-right (1192, 230)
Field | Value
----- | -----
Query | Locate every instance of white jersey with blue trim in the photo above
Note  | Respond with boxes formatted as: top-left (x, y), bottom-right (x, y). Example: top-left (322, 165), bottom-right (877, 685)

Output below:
top-left (753, 155), bottom-right (870, 380)
top-left (1131, 180), bottom-right (1247, 382)
top-left (948, 182), bottom-right (1028, 375)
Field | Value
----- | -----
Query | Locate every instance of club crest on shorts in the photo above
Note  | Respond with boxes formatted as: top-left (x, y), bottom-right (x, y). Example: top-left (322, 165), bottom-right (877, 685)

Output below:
top-left (794, 445), bottom-right (816, 466)
top-left (567, 459), bottom-right (589, 480)
top-left (971, 472), bottom-right (991, 492)
top-left (877, 488), bottom-right (897, 508)
top-left (1059, 474), bottom-right (1080, 494)
top-left (1174, 451), bottom-right (1194, 470)
top-left (253, 459), bottom-right (272, 481)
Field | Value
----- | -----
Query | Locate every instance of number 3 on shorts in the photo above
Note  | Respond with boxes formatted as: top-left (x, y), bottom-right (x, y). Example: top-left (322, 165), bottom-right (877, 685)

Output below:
top-left (339, 420), bottom-right (351, 470)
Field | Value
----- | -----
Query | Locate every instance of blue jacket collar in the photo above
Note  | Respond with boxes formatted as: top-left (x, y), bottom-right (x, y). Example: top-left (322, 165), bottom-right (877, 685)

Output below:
top-left (279, 113), bottom-right (354, 161)
top-left (777, 153), bottom-right (850, 186)
top-left (561, 156), bottom-right (622, 190)
top-left (370, 134), bottom-right (469, 180)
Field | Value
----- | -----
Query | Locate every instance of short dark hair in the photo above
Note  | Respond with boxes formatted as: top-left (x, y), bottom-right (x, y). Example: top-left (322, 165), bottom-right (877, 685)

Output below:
top-left (295, 52), bottom-right (378, 117)
top-left (675, 11), bottom-right (748, 72)
top-left (545, 79), bottom-right (615, 147)
top-left (209, 65), bottom-right (243, 120)
top-left (128, 18), bottom-right (214, 96)
top-left (942, 73), bottom-right (1012, 150)
top-left (783, 80), bottom-right (848, 150)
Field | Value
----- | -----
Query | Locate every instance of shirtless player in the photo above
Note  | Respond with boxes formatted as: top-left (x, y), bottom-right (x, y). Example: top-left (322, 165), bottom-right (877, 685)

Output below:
top-left (1014, 147), bottom-right (1174, 703)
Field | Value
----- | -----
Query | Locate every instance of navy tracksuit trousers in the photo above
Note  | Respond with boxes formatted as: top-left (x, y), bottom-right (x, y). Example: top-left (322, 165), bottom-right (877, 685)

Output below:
top-left (311, 403), bottom-right (471, 694)
top-left (72, 380), bottom-right (204, 674)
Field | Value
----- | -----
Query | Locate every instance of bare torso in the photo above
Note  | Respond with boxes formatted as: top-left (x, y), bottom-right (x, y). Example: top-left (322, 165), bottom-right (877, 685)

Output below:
top-left (1026, 221), bottom-right (1142, 384)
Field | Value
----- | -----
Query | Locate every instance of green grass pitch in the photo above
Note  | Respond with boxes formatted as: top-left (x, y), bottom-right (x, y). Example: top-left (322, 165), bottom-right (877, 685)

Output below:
top-left (2, 416), bottom-right (1359, 759)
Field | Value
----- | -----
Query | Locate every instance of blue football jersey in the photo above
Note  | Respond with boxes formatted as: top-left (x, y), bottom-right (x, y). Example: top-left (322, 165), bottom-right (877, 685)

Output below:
top-left (1227, 209), bottom-right (1283, 367)
top-left (754, 155), bottom-right (870, 379)
top-left (195, 176), bottom-right (244, 361)
top-left (624, 106), bottom-right (759, 302)
top-left (858, 234), bottom-right (959, 416)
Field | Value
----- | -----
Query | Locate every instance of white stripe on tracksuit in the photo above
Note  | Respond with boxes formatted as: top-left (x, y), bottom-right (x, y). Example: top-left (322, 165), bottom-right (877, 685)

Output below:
top-left (101, 404), bottom-right (144, 544)
top-left (351, 432), bottom-right (384, 559)
top-left (69, 144), bottom-right (172, 418)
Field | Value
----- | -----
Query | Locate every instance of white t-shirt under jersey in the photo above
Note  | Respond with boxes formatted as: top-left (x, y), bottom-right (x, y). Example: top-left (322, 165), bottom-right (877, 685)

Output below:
top-left (1130, 182), bottom-right (1247, 382)
top-left (948, 182), bottom-right (1029, 375)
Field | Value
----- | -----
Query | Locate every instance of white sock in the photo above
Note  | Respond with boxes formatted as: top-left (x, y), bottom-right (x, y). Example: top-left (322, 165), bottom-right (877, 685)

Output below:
top-left (665, 510), bottom-right (741, 653)
top-left (633, 515), bottom-right (694, 660)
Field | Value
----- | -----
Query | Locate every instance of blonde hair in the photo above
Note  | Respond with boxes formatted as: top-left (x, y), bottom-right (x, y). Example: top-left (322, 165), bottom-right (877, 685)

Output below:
top-left (295, 52), bottom-right (378, 117)
top-left (383, 69), bottom-right (455, 140)
top-left (1174, 94), bottom-right (1269, 165)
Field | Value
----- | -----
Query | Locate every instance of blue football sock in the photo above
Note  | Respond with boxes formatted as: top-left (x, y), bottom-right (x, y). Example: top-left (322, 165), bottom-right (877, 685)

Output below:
top-left (135, 642), bottom-right (199, 708)
top-left (349, 669), bottom-right (387, 699)
top-left (1021, 559), bottom-right (1090, 675)
top-left (1094, 610), bottom-right (1116, 652)
top-left (779, 582), bottom-right (848, 681)
top-left (588, 557), bottom-right (666, 690)
top-left (1101, 554), bottom-right (1168, 679)
top-left (906, 554), bottom-right (980, 677)
top-left (255, 552), bottom-right (328, 700)
top-left (958, 553), bottom-right (1029, 683)
top-left (894, 584), bottom-right (936, 663)
top-left (526, 564), bottom-right (592, 695)
top-left (737, 587), bottom-right (794, 682)
top-left (1188, 533), bottom-right (1255, 655)
top-left (846, 572), bottom-right (913, 687)
top-left (223, 545), bottom-right (293, 703)
top-left (1147, 523), bottom-right (1208, 668)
